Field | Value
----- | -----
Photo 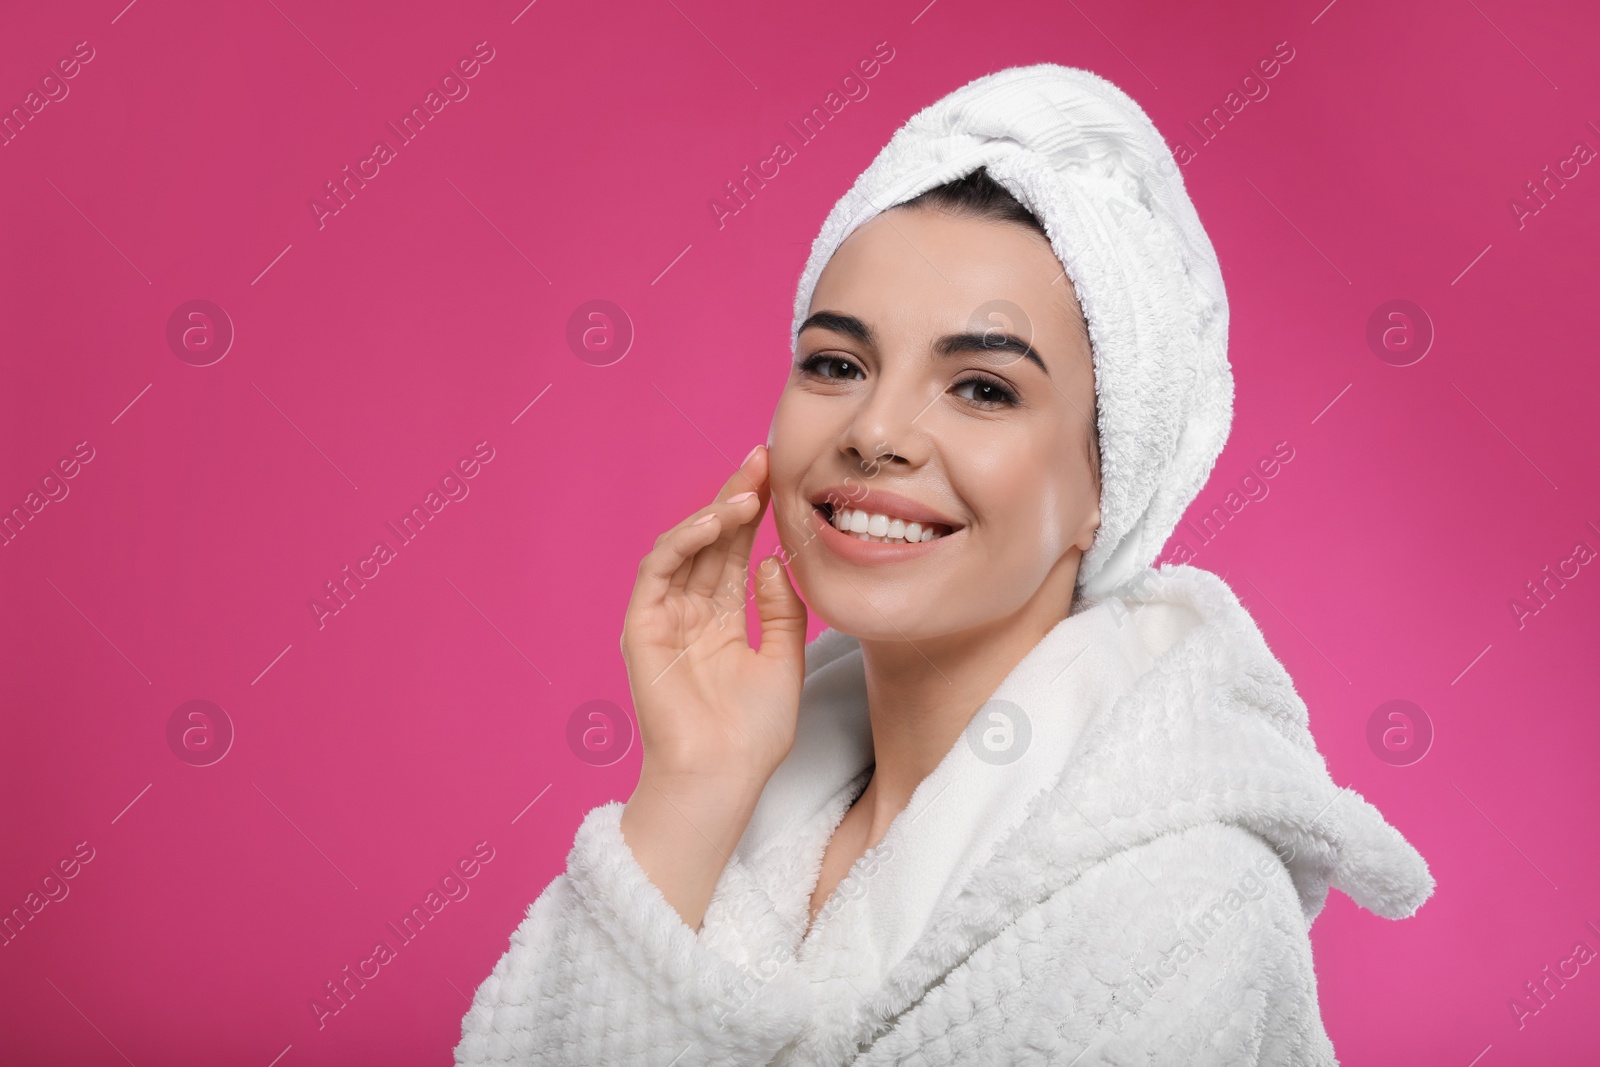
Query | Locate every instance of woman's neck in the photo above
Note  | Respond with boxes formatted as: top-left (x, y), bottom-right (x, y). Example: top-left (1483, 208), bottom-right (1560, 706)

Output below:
top-left (849, 558), bottom-right (1081, 842)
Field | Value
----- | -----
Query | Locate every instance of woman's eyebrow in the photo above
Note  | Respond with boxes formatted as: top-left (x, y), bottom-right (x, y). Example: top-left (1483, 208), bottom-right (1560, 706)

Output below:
top-left (798, 311), bottom-right (875, 346)
top-left (934, 331), bottom-right (1050, 376)
top-left (798, 311), bottom-right (1050, 377)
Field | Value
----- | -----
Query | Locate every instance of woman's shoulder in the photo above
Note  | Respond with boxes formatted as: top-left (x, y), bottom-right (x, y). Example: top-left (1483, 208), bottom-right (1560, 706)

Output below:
top-left (1037, 822), bottom-right (1332, 1059)
top-left (1043, 821), bottom-right (1308, 935)
top-left (854, 821), bottom-right (1336, 1066)
top-left (951, 820), bottom-right (1316, 1006)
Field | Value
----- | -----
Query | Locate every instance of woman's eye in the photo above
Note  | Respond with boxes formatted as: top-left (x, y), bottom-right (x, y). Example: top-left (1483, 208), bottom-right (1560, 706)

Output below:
top-left (799, 354), bottom-right (865, 380)
top-left (952, 376), bottom-right (1019, 407)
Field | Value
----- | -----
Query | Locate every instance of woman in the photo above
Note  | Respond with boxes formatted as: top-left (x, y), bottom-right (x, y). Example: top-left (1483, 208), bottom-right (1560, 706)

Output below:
top-left (456, 64), bottom-right (1434, 1066)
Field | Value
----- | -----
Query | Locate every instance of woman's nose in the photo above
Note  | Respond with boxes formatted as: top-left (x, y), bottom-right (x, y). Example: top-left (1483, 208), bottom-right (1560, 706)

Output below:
top-left (838, 375), bottom-right (932, 470)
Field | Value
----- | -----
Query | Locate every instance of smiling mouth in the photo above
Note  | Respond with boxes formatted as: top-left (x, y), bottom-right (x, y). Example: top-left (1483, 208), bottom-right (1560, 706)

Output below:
top-left (814, 502), bottom-right (956, 545)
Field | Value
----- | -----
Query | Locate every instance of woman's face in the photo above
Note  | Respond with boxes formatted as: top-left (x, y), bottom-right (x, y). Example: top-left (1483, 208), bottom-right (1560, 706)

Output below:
top-left (768, 205), bottom-right (1101, 643)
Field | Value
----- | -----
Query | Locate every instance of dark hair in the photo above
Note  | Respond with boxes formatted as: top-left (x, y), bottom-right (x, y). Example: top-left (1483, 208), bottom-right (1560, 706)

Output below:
top-left (898, 167), bottom-right (1101, 489)
top-left (899, 166), bottom-right (1052, 239)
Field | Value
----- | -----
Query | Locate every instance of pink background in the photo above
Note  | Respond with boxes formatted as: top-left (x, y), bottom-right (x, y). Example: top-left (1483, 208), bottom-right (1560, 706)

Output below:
top-left (3, 0), bottom-right (1597, 1063)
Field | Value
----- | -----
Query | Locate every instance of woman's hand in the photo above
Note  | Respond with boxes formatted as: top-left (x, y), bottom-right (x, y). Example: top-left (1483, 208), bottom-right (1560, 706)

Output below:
top-left (617, 444), bottom-right (808, 931)
top-left (620, 443), bottom-right (808, 789)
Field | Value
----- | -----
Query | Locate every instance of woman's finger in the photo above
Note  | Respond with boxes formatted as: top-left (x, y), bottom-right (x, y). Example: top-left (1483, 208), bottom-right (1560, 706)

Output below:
top-left (635, 512), bottom-right (723, 611)
top-left (721, 446), bottom-right (770, 594)
top-left (684, 489), bottom-right (763, 598)
top-left (680, 446), bottom-right (766, 597)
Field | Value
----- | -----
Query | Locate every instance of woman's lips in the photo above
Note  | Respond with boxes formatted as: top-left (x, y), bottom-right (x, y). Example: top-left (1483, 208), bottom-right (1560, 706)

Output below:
top-left (805, 504), bottom-right (960, 564)
top-left (808, 485), bottom-right (961, 530)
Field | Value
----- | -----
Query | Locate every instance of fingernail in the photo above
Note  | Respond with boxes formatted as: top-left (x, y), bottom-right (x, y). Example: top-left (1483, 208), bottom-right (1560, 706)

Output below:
top-left (693, 513), bottom-right (717, 525)
top-left (742, 444), bottom-right (761, 464)
top-left (728, 491), bottom-right (755, 503)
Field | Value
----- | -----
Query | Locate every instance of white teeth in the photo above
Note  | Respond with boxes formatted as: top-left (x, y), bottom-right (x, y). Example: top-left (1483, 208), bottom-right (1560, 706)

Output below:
top-left (828, 507), bottom-right (950, 544)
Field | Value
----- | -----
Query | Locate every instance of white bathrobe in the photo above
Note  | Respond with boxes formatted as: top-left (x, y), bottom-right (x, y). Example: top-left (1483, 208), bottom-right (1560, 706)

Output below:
top-left (454, 565), bottom-right (1434, 1066)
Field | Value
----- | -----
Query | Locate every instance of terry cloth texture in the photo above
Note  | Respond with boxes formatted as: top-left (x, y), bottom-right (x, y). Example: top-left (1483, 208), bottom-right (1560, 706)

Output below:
top-left (456, 565), bottom-right (1435, 1066)
top-left (788, 64), bottom-right (1233, 601)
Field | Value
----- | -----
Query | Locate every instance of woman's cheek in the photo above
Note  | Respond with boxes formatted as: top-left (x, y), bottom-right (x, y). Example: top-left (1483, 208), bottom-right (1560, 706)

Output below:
top-left (771, 496), bottom-right (802, 559)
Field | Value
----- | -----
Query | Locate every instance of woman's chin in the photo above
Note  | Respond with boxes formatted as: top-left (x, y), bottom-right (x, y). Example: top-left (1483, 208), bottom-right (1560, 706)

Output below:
top-left (795, 582), bottom-right (946, 643)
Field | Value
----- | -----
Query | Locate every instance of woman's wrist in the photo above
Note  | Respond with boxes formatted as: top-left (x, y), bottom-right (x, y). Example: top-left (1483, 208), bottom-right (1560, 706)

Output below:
top-left (619, 768), bottom-right (770, 932)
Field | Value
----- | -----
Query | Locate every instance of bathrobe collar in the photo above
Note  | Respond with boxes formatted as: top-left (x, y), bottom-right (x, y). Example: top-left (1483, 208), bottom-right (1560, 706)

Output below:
top-left (724, 564), bottom-right (1434, 1062)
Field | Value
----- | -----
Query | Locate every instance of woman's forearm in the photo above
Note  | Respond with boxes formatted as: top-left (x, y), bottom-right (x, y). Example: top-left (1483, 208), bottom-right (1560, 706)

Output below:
top-left (619, 769), bottom-right (767, 932)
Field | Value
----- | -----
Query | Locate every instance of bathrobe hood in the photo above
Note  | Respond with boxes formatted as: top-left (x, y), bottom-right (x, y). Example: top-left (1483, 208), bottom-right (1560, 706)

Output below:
top-left (738, 563), bottom-right (1434, 1052)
